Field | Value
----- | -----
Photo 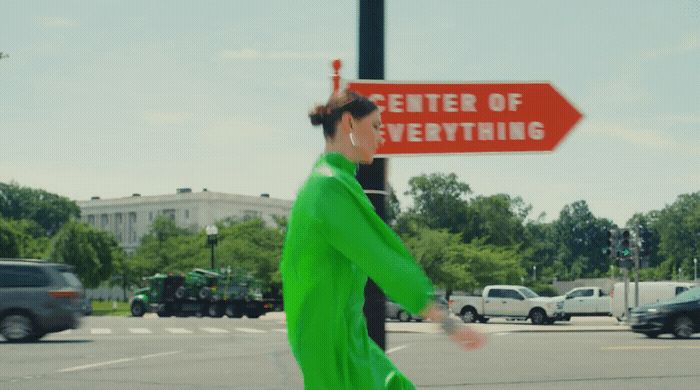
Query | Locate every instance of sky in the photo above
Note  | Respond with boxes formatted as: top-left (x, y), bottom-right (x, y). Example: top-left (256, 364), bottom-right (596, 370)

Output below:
top-left (1, 0), bottom-right (698, 227)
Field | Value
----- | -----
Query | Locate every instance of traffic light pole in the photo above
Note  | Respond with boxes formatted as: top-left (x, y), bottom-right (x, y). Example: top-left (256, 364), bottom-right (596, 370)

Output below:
top-left (623, 265), bottom-right (629, 320)
top-left (359, 0), bottom-right (387, 351)
top-left (634, 248), bottom-right (640, 308)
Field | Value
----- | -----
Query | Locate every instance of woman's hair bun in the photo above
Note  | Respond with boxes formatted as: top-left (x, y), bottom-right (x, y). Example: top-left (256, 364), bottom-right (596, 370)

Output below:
top-left (309, 105), bottom-right (327, 126)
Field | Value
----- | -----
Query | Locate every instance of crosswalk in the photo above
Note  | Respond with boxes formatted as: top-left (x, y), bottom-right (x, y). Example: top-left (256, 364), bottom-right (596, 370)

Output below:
top-left (56, 327), bottom-right (288, 336)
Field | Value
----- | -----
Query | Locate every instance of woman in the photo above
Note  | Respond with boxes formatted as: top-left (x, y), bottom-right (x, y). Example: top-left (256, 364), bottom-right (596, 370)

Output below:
top-left (281, 90), bottom-right (484, 389)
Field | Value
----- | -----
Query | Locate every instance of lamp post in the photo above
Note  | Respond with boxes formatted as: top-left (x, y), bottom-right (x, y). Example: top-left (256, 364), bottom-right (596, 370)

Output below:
top-left (532, 265), bottom-right (537, 281)
top-left (678, 267), bottom-right (682, 281)
top-left (694, 258), bottom-right (697, 282)
top-left (206, 225), bottom-right (218, 270)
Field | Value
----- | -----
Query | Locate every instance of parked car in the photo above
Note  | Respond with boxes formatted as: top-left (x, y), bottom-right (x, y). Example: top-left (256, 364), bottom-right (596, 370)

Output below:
top-left (629, 286), bottom-right (700, 338)
top-left (81, 297), bottom-right (93, 316)
top-left (0, 259), bottom-right (84, 342)
top-left (449, 285), bottom-right (565, 325)
top-left (557, 287), bottom-right (611, 319)
top-left (610, 281), bottom-right (696, 321)
top-left (386, 294), bottom-right (449, 322)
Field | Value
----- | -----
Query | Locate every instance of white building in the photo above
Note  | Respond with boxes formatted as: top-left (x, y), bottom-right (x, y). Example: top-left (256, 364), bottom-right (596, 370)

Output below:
top-left (77, 188), bottom-right (293, 253)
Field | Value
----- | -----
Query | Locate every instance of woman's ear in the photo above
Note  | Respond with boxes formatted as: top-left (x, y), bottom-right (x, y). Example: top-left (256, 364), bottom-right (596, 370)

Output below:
top-left (341, 112), bottom-right (353, 131)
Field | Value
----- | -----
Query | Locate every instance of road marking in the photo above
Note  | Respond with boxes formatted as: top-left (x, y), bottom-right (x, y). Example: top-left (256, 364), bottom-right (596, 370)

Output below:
top-left (57, 351), bottom-right (182, 373)
top-left (141, 351), bottom-right (182, 359)
top-left (386, 345), bottom-right (407, 355)
top-left (273, 328), bottom-right (288, 333)
top-left (128, 328), bottom-right (152, 334)
top-left (235, 327), bottom-right (266, 333)
top-left (57, 358), bottom-right (135, 373)
top-left (165, 328), bottom-right (193, 334)
top-left (601, 345), bottom-right (700, 351)
top-left (90, 328), bottom-right (112, 335)
top-left (493, 332), bottom-right (512, 336)
top-left (200, 327), bottom-right (229, 334)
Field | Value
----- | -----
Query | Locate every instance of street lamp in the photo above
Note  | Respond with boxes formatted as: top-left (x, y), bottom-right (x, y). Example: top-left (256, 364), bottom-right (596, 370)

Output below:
top-left (678, 267), bottom-right (682, 281)
top-left (206, 225), bottom-right (218, 270)
top-left (694, 258), bottom-right (697, 282)
top-left (532, 265), bottom-right (537, 281)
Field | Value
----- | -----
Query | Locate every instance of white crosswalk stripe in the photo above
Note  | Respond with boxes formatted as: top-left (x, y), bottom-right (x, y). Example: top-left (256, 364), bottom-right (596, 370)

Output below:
top-left (235, 328), bottom-right (266, 334)
top-left (273, 329), bottom-right (288, 333)
top-left (200, 327), bottom-right (230, 334)
top-left (90, 328), bottom-right (112, 334)
top-left (165, 328), bottom-right (193, 334)
top-left (128, 328), bottom-right (153, 334)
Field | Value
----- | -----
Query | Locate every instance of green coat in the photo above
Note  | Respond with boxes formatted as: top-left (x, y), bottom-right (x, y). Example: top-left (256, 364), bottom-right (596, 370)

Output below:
top-left (281, 152), bottom-right (434, 389)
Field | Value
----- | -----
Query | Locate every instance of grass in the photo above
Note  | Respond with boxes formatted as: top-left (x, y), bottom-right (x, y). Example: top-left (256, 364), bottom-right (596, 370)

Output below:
top-left (90, 300), bottom-right (132, 317)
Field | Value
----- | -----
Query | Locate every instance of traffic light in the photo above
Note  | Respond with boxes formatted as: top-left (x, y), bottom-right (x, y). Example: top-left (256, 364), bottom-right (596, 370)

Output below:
top-left (639, 225), bottom-right (652, 257)
top-left (603, 229), bottom-right (617, 256)
top-left (619, 229), bottom-right (631, 258)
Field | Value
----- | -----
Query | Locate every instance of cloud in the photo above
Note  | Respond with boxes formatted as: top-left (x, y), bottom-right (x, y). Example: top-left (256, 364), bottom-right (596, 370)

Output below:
top-left (143, 111), bottom-right (191, 126)
top-left (37, 16), bottom-right (78, 28)
top-left (641, 34), bottom-right (700, 60)
top-left (218, 49), bottom-right (345, 61)
top-left (583, 120), bottom-right (698, 154)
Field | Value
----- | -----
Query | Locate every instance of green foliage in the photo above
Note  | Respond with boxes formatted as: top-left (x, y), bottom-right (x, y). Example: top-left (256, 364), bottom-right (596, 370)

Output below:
top-left (0, 182), bottom-right (80, 235)
top-left (652, 192), bottom-right (699, 279)
top-left (405, 173), bottom-right (471, 232)
top-left (0, 217), bottom-right (20, 257)
top-left (50, 221), bottom-right (119, 288)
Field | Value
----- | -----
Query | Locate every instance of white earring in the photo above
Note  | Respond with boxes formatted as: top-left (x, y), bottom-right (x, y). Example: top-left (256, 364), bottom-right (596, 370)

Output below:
top-left (349, 133), bottom-right (357, 147)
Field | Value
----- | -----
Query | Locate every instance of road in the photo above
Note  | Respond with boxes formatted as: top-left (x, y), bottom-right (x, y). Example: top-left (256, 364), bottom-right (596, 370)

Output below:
top-left (0, 314), bottom-right (697, 389)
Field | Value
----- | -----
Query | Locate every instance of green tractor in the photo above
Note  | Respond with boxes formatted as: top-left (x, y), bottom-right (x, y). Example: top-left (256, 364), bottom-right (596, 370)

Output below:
top-left (207, 270), bottom-right (266, 319)
top-left (130, 273), bottom-right (186, 317)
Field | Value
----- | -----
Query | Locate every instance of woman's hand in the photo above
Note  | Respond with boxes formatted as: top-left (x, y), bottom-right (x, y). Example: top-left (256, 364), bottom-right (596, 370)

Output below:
top-left (420, 303), bottom-right (486, 351)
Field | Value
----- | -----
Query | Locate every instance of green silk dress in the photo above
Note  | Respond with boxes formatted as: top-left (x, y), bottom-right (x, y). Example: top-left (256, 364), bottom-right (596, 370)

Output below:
top-left (281, 152), bottom-right (434, 389)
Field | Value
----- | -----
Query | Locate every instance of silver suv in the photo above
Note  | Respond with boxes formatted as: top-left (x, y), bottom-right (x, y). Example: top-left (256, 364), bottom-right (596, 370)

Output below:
top-left (0, 259), bottom-right (84, 342)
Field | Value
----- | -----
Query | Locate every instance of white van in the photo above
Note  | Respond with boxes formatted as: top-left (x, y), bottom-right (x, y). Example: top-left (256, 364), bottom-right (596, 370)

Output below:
top-left (610, 281), bottom-right (697, 320)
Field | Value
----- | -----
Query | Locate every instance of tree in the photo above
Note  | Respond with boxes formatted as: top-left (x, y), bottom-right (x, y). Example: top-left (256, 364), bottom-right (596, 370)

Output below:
top-left (464, 194), bottom-right (530, 246)
top-left (0, 217), bottom-right (20, 257)
top-left (0, 182), bottom-right (80, 236)
top-left (404, 173), bottom-right (471, 232)
top-left (653, 192), bottom-right (700, 279)
top-left (50, 221), bottom-right (118, 288)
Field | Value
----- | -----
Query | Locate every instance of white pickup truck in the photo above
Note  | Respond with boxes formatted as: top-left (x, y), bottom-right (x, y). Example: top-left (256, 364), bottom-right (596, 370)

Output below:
top-left (448, 285), bottom-right (565, 325)
top-left (558, 287), bottom-right (611, 319)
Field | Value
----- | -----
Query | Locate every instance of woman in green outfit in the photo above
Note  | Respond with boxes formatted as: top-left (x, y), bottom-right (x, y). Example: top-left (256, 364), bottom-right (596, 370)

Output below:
top-left (281, 90), bottom-right (485, 389)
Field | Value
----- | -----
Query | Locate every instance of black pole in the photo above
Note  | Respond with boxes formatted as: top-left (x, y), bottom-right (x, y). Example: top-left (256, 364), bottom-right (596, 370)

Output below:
top-left (359, 0), bottom-right (386, 351)
top-left (210, 243), bottom-right (215, 270)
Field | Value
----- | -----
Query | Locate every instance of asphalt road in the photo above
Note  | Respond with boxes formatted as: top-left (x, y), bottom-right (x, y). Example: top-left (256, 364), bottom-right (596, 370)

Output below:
top-left (0, 314), bottom-right (697, 390)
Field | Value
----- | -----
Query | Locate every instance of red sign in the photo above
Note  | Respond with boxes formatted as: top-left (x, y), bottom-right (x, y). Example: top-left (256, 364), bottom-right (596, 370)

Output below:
top-left (346, 81), bottom-right (582, 155)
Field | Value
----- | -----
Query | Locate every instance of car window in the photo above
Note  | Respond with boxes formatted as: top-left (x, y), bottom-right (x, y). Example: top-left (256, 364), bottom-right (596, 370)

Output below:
top-left (675, 286), bottom-right (689, 295)
top-left (0, 265), bottom-right (50, 288)
top-left (672, 286), bottom-right (700, 302)
top-left (568, 290), bottom-right (582, 298)
top-left (61, 271), bottom-right (83, 288)
top-left (505, 290), bottom-right (524, 300)
top-left (581, 289), bottom-right (594, 297)
top-left (518, 288), bottom-right (539, 299)
top-left (599, 289), bottom-right (608, 296)
top-left (487, 289), bottom-right (503, 298)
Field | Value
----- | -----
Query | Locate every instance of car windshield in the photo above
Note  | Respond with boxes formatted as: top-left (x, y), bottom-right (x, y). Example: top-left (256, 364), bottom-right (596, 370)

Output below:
top-left (519, 288), bottom-right (539, 298)
top-left (671, 286), bottom-right (700, 302)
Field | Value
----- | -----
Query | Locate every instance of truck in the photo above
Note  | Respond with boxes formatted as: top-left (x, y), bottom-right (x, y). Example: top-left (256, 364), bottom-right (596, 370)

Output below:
top-left (130, 268), bottom-right (267, 319)
top-left (557, 287), bottom-right (611, 319)
top-left (610, 281), bottom-right (697, 321)
top-left (448, 285), bottom-right (565, 325)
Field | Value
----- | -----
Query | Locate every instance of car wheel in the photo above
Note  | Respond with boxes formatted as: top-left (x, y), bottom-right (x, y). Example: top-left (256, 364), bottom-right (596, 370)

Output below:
top-left (198, 287), bottom-right (211, 301)
top-left (643, 331), bottom-right (661, 338)
top-left (157, 306), bottom-right (171, 317)
top-left (246, 310), bottom-right (262, 319)
top-left (530, 309), bottom-right (547, 325)
top-left (208, 304), bottom-right (224, 318)
top-left (174, 286), bottom-right (186, 300)
top-left (673, 316), bottom-right (694, 339)
top-left (0, 314), bottom-right (37, 342)
top-left (131, 301), bottom-right (146, 317)
top-left (398, 311), bottom-right (411, 322)
top-left (460, 307), bottom-right (477, 323)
